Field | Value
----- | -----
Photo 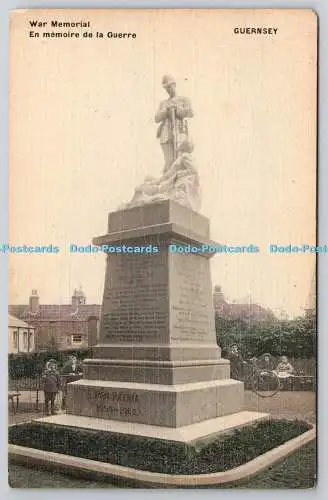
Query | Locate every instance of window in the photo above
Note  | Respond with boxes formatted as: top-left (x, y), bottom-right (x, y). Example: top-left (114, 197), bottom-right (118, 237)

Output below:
top-left (13, 331), bottom-right (18, 350)
top-left (71, 334), bottom-right (82, 345)
top-left (23, 331), bottom-right (28, 349)
top-left (28, 331), bottom-right (33, 352)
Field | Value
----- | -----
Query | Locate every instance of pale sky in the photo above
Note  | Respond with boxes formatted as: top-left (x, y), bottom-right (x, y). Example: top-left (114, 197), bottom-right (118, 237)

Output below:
top-left (8, 9), bottom-right (317, 317)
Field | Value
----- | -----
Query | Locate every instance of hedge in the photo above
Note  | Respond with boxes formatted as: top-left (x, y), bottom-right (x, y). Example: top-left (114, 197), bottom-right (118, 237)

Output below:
top-left (9, 315), bottom-right (315, 378)
top-left (216, 315), bottom-right (316, 359)
top-left (8, 419), bottom-right (311, 475)
top-left (8, 348), bottom-right (93, 379)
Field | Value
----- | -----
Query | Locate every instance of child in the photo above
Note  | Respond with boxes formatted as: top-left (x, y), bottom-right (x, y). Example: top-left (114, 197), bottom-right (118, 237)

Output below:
top-left (276, 356), bottom-right (295, 378)
top-left (41, 359), bottom-right (61, 415)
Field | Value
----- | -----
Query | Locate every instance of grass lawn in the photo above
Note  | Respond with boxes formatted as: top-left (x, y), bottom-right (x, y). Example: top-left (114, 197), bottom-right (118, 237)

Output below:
top-left (215, 440), bottom-right (316, 489)
top-left (8, 465), bottom-right (117, 488)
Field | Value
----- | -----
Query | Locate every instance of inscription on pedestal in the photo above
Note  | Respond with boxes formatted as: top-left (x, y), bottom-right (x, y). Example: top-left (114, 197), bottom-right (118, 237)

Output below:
top-left (87, 390), bottom-right (142, 418)
top-left (170, 253), bottom-right (215, 342)
top-left (100, 252), bottom-right (169, 343)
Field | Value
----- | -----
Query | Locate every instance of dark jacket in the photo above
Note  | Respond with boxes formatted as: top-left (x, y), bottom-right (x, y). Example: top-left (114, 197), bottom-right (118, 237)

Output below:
top-left (41, 369), bottom-right (61, 392)
top-left (61, 361), bottom-right (83, 375)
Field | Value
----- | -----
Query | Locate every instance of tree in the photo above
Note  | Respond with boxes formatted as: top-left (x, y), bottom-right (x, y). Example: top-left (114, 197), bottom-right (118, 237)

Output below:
top-left (215, 313), bottom-right (316, 358)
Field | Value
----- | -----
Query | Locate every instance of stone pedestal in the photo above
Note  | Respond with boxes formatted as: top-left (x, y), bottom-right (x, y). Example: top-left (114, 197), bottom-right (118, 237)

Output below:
top-left (60, 201), bottom-right (266, 439)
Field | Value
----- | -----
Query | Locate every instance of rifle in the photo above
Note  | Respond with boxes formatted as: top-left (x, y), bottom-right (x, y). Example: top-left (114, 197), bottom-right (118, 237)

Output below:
top-left (169, 104), bottom-right (178, 162)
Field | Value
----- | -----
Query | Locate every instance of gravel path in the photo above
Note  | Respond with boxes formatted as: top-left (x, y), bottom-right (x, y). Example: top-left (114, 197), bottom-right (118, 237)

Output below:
top-left (8, 465), bottom-right (117, 488)
top-left (244, 390), bottom-right (316, 423)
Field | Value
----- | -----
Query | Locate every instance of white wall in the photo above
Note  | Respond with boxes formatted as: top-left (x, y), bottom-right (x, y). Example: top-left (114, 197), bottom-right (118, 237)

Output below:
top-left (8, 326), bottom-right (35, 353)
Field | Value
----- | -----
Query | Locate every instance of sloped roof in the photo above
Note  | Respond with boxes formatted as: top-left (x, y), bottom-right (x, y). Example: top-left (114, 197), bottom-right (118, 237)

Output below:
top-left (9, 304), bottom-right (102, 322)
top-left (226, 303), bottom-right (275, 320)
top-left (213, 290), bottom-right (276, 322)
top-left (229, 303), bottom-right (269, 313)
top-left (8, 314), bottom-right (34, 329)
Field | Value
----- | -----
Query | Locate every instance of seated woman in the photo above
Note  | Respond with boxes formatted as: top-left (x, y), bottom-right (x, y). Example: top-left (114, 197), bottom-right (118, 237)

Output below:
top-left (275, 356), bottom-right (295, 378)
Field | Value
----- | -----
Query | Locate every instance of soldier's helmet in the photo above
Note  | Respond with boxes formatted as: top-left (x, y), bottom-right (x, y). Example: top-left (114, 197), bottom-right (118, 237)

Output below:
top-left (162, 74), bottom-right (176, 86)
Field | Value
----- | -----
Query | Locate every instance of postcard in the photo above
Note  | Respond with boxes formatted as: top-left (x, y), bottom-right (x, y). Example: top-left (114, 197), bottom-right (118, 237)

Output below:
top-left (8, 8), bottom-right (317, 488)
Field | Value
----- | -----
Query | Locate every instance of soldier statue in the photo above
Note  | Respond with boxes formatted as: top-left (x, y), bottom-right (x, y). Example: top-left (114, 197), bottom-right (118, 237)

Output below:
top-left (118, 74), bottom-right (200, 212)
top-left (155, 75), bottom-right (193, 173)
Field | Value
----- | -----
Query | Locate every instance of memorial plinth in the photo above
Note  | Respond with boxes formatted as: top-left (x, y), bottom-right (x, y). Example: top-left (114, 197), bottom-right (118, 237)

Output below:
top-left (33, 200), bottom-right (265, 441)
top-left (59, 199), bottom-right (267, 436)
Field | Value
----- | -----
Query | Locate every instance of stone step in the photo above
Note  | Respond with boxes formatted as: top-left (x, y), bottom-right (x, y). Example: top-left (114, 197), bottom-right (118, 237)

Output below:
top-left (82, 358), bottom-right (230, 384)
top-left (34, 410), bottom-right (269, 444)
top-left (91, 344), bottom-right (222, 361)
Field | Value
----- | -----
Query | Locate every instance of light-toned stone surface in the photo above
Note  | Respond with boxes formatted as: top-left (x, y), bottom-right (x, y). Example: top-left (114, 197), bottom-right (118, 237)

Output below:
top-left (66, 379), bottom-right (244, 427)
top-left (95, 207), bottom-right (218, 348)
top-left (99, 249), bottom-right (170, 345)
top-left (63, 200), bottom-right (247, 436)
top-left (119, 150), bottom-right (201, 213)
top-left (106, 200), bottom-right (209, 238)
top-left (169, 250), bottom-right (215, 343)
top-left (92, 223), bottom-right (217, 249)
top-left (82, 359), bottom-right (230, 385)
top-left (33, 410), bottom-right (269, 443)
top-left (83, 358), bottom-right (229, 367)
top-left (216, 378), bottom-right (245, 417)
top-left (91, 345), bottom-right (222, 361)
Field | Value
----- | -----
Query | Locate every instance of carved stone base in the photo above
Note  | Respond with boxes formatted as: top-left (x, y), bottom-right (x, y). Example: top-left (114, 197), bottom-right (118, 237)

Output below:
top-left (66, 379), bottom-right (244, 428)
top-left (35, 410), bottom-right (269, 444)
top-left (65, 200), bottom-right (247, 433)
top-left (82, 358), bottom-right (230, 385)
top-left (91, 344), bottom-right (222, 361)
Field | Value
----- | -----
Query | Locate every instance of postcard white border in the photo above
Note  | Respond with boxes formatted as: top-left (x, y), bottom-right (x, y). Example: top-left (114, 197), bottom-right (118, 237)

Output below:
top-left (1, 1), bottom-right (325, 498)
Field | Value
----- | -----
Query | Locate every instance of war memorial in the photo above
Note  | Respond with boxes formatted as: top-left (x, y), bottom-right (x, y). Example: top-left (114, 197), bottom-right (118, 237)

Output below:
top-left (9, 75), bottom-right (315, 487)
top-left (42, 75), bottom-right (266, 440)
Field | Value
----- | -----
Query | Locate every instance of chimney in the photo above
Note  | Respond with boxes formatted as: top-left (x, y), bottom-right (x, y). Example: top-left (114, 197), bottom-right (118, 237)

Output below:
top-left (88, 316), bottom-right (99, 346)
top-left (213, 285), bottom-right (226, 313)
top-left (213, 285), bottom-right (225, 302)
top-left (72, 286), bottom-right (86, 306)
top-left (29, 290), bottom-right (39, 313)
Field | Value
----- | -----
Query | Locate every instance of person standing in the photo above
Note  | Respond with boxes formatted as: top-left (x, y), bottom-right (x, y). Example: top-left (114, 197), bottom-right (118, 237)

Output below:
top-left (61, 355), bottom-right (83, 410)
top-left (61, 354), bottom-right (83, 376)
top-left (227, 344), bottom-right (244, 380)
top-left (41, 359), bottom-right (61, 415)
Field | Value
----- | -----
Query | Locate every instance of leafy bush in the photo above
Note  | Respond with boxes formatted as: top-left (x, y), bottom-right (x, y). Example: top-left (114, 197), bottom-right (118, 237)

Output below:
top-left (8, 348), bottom-right (92, 379)
top-left (216, 314), bottom-right (316, 359)
top-left (8, 419), bottom-right (311, 475)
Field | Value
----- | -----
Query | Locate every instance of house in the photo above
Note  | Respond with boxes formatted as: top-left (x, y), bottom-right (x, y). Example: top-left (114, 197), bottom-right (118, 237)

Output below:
top-left (213, 286), bottom-right (276, 323)
top-left (8, 314), bottom-right (35, 353)
top-left (9, 288), bottom-right (101, 351)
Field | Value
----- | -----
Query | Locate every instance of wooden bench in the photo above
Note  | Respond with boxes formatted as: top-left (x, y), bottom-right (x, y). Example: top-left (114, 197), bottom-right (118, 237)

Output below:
top-left (8, 392), bottom-right (21, 414)
top-left (9, 376), bottom-right (42, 410)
